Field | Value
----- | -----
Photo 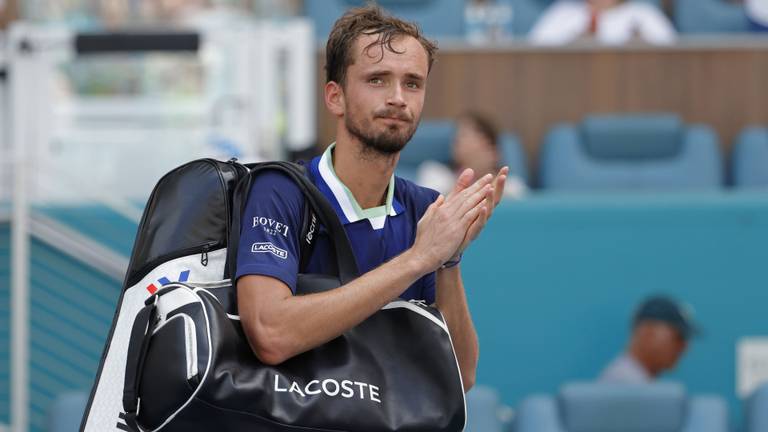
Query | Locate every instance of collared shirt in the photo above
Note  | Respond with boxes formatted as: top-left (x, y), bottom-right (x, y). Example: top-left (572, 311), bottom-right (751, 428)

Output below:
top-left (235, 143), bottom-right (443, 302)
top-left (599, 353), bottom-right (652, 384)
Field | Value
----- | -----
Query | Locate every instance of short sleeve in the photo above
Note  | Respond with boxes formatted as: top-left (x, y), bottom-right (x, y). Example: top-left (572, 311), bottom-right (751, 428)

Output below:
top-left (235, 170), bottom-right (304, 293)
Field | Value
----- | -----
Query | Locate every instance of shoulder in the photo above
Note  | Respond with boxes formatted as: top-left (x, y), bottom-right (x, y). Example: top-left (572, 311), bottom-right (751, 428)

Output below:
top-left (245, 168), bottom-right (306, 211)
top-left (395, 176), bottom-right (440, 215)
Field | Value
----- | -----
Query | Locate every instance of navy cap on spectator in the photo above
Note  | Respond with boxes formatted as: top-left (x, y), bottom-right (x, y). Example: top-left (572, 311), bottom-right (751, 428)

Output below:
top-left (633, 295), bottom-right (700, 340)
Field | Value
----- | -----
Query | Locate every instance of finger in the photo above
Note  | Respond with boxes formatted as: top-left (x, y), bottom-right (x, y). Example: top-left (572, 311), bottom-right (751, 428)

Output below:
top-left (484, 188), bottom-right (495, 216)
top-left (448, 168), bottom-right (475, 198)
top-left (419, 194), bottom-right (444, 224)
top-left (446, 173), bottom-right (494, 216)
top-left (455, 183), bottom-right (493, 218)
top-left (493, 167), bottom-right (509, 206)
top-left (460, 205), bottom-right (488, 250)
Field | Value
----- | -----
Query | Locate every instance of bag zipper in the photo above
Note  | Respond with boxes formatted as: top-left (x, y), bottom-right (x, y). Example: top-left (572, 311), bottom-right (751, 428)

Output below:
top-left (201, 244), bottom-right (209, 266)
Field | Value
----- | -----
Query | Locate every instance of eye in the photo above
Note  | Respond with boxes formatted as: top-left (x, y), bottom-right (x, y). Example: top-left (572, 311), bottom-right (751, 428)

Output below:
top-left (406, 81), bottom-right (421, 90)
top-left (369, 77), bottom-right (384, 85)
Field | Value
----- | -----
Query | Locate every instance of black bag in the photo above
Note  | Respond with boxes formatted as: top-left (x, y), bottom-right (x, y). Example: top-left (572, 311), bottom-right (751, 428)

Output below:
top-left (81, 159), bottom-right (466, 432)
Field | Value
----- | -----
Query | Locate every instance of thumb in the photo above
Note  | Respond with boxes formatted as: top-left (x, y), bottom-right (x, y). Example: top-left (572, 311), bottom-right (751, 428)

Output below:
top-left (420, 194), bottom-right (444, 222)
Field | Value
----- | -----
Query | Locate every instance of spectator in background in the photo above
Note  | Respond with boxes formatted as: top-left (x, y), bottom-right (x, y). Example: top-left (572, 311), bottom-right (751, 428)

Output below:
top-left (600, 295), bottom-right (699, 383)
top-left (746, 0), bottom-right (768, 31)
top-left (530, 0), bottom-right (676, 46)
top-left (417, 112), bottom-right (526, 199)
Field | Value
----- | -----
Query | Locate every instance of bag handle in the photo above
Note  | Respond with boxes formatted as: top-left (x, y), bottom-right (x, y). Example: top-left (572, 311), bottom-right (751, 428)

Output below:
top-left (225, 161), bottom-right (359, 286)
top-left (122, 294), bottom-right (160, 431)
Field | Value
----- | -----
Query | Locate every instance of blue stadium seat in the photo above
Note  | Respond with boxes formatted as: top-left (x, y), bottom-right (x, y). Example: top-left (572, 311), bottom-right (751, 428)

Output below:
top-left (675, 0), bottom-right (750, 33)
top-left (732, 127), bottom-right (768, 188)
top-left (507, 0), bottom-right (556, 36)
top-left (46, 392), bottom-right (88, 432)
top-left (539, 113), bottom-right (723, 191)
top-left (465, 385), bottom-right (509, 432)
top-left (516, 382), bottom-right (728, 432)
top-left (396, 120), bottom-right (528, 186)
top-left (303, 0), bottom-right (466, 40)
top-left (747, 383), bottom-right (768, 432)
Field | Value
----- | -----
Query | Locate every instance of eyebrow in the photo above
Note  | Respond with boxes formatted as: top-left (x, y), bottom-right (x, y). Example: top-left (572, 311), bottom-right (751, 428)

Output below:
top-left (405, 73), bottom-right (425, 81)
top-left (365, 70), bottom-right (425, 82)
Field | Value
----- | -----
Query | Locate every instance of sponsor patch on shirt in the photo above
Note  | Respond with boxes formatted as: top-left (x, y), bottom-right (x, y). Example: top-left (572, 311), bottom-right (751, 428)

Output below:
top-left (253, 216), bottom-right (289, 237)
top-left (251, 242), bottom-right (288, 259)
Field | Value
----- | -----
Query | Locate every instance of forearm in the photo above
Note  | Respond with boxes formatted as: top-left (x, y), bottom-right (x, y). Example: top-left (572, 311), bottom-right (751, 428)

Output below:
top-left (436, 265), bottom-right (479, 391)
top-left (239, 249), bottom-right (428, 364)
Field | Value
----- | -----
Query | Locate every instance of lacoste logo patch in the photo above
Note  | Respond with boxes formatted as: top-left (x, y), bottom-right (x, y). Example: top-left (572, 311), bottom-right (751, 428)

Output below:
top-left (251, 242), bottom-right (288, 259)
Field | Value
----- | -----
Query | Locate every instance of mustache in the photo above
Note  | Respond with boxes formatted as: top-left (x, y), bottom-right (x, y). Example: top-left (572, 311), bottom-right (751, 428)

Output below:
top-left (373, 108), bottom-right (412, 122)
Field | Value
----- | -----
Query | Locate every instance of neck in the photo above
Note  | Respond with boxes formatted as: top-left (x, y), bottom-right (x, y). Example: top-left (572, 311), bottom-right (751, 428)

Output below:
top-left (333, 127), bottom-right (398, 209)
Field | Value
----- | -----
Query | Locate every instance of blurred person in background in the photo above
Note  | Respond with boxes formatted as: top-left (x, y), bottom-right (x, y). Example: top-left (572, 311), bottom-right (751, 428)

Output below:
top-left (745, 0), bottom-right (768, 31)
top-left (417, 112), bottom-right (526, 199)
top-left (530, 0), bottom-right (676, 46)
top-left (600, 295), bottom-right (699, 383)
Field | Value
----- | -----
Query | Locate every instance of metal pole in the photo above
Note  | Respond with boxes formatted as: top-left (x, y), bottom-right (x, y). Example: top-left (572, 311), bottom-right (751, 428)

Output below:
top-left (9, 23), bottom-right (30, 432)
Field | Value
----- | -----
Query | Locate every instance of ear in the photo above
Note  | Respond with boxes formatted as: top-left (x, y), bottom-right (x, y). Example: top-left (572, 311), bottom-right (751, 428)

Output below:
top-left (324, 81), bottom-right (345, 117)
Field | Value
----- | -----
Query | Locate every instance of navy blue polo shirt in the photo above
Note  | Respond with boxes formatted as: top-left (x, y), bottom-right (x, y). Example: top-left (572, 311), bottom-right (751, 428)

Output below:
top-left (236, 144), bottom-right (448, 303)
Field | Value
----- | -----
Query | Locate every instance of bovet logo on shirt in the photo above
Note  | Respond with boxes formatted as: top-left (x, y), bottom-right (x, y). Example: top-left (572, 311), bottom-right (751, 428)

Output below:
top-left (273, 374), bottom-right (382, 404)
top-left (251, 242), bottom-right (288, 259)
top-left (253, 216), bottom-right (289, 237)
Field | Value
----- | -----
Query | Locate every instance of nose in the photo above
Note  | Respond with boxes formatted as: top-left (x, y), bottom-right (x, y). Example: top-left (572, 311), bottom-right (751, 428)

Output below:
top-left (386, 83), bottom-right (406, 108)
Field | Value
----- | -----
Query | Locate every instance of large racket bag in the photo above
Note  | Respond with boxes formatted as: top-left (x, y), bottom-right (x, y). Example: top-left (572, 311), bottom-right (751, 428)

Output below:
top-left (80, 159), bottom-right (466, 432)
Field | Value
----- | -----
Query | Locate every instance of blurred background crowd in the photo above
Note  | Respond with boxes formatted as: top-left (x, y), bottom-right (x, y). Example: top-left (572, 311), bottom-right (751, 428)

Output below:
top-left (1, 1), bottom-right (768, 432)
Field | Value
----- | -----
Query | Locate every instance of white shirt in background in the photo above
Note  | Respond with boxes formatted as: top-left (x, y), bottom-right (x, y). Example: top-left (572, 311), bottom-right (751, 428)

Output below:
top-left (747, 0), bottom-right (768, 27)
top-left (416, 160), bottom-right (527, 200)
top-left (529, 0), bottom-right (677, 46)
top-left (599, 353), bottom-right (653, 384)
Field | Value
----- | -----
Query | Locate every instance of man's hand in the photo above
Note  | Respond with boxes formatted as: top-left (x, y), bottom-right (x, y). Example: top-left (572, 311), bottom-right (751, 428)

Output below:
top-left (410, 173), bottom-right (495, 272)
top-left (449, 167), bottom-right (509, 258)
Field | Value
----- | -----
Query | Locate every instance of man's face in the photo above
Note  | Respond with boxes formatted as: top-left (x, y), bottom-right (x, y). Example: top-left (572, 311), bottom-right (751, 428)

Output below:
top-left (338, 33), bottom-right (429, 155)
top-left (453, 118), bottom-right (497, 171)
top-left (639, 321), bottom-right (688, 371)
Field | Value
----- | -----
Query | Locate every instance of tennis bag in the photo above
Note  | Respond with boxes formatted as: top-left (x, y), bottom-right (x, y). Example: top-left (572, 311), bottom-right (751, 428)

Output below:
top-left (81, 159), bottom-right (466, 432)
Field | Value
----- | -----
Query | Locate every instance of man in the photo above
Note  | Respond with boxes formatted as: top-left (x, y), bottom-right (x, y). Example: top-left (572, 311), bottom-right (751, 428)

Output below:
top-left (235, 6), bottom-right (508, 391)
top-left (600, 295), bottom-right (699, 383)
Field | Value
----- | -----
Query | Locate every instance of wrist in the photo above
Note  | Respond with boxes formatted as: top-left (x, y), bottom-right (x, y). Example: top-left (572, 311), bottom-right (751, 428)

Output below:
top-left (441, 252), bottom-right (462, 269)
top-left (400, 248), bottom-right (435, 278)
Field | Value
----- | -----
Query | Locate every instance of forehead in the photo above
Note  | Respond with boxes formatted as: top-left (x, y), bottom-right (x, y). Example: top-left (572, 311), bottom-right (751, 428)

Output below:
top-left (349, 33), bottom-right (429, 75)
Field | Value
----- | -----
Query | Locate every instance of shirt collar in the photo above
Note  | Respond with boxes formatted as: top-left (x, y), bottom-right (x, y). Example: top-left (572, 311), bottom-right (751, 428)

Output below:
top-left (312, 143), bottom-right (404, 227)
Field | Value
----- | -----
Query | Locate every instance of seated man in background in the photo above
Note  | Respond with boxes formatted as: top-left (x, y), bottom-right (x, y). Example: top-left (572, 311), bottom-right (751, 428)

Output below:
top-left (530, 0), bottom-right (676, 46)
top-left (417, 112), bottom-right (526, 199)
top-left (600, 295), bottom-right (699, 383)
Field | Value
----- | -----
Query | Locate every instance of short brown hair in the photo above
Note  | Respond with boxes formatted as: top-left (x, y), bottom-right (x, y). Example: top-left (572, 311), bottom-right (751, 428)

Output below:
top-left (325, 5), bottom-right (438, 85)
top-left (460, 111), bottom-right (498, 147)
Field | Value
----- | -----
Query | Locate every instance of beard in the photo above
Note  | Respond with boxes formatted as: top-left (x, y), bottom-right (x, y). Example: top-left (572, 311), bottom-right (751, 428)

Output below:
top-left (345, 107), bottom-right (419, 156)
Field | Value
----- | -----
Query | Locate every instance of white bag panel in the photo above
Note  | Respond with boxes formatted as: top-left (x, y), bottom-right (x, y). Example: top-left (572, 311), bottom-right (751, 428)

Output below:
top-left (83, 248), bottom-right (226, 432)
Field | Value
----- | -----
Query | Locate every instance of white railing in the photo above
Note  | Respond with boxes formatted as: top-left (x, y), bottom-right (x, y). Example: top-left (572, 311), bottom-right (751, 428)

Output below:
top-left (4, 21), bottom-right (315, 432)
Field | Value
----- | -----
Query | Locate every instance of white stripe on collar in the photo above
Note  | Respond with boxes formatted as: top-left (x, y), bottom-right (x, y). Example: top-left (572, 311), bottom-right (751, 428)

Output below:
top-left (318, 143), bottom-right (397, 229)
